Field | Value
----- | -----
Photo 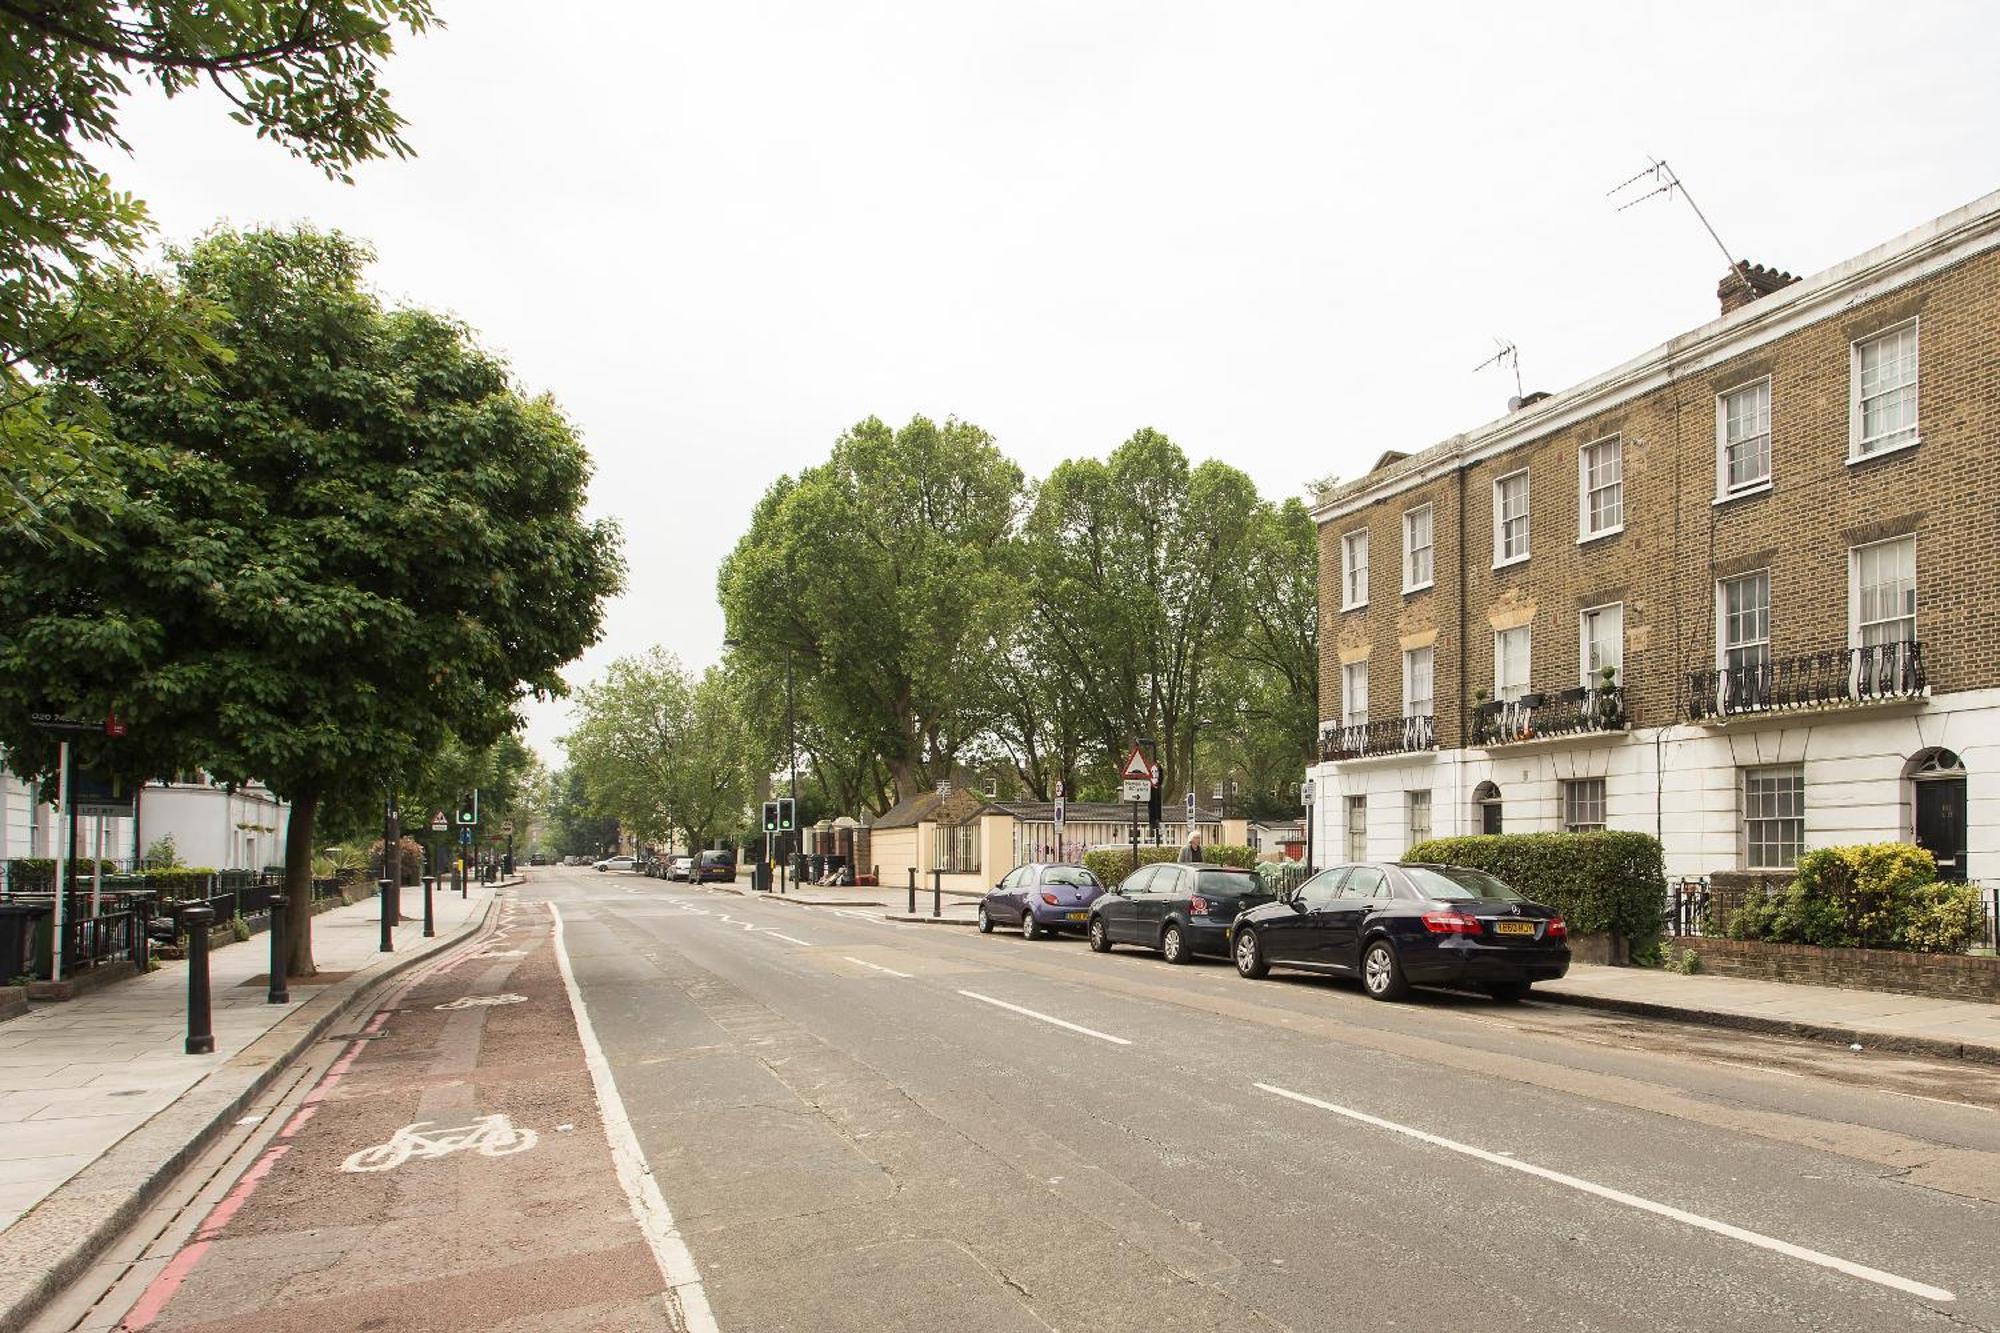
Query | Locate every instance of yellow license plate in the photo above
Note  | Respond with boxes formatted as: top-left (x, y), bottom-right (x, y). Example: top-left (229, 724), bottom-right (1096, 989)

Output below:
top-left (1065, 911), bottom-right (1087, 921)
top-left (1495, 920), bottom-right (1536, 936)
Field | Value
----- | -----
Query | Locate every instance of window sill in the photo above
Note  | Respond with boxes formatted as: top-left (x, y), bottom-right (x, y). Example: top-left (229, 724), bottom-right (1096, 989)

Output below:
top-left (1492, 553), bottom-right (1531, 571)
top-left (1402, 580), bottom-right (1434, 596)
top-left (1341, 601), bottom-right (1369, 613)
top-left (1713, 480), bottom-right (1773, 508)
top-left (1847, 436), bottom-right (1921, 466)
top-left (1576, 524), bottom-right (1624, 547)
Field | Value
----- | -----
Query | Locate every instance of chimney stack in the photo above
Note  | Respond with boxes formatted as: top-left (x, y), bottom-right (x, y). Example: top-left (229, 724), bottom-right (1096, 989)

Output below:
top-left (1718, 261), bottom-right (1798, 315)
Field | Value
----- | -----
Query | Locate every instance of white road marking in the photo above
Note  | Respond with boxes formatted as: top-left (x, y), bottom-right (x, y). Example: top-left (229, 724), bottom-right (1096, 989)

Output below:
top-left (764, 931), bottom-right (815, 947)
top-left (1711, 1059), bottom-right (1804, 1080)
top-left (1876, 1088), bottom-right (1996, 1115)
top-left (339, 1114), bottom-right (538, 1172)
top-left (550, 904), bottom-right (719, 1333)
top-left (957, 990), bottom-right (1132, 1046)
top-left (842, 955), bottom-right (913, 979)
top-left (435, 993), bottom-right (529, 1011)
top-left (1253, 1081), bottom-right (1954, 1303)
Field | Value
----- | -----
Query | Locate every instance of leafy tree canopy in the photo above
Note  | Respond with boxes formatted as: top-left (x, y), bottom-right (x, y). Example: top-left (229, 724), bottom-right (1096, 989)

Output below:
top-left (0, 226), bottom-right (622, 971)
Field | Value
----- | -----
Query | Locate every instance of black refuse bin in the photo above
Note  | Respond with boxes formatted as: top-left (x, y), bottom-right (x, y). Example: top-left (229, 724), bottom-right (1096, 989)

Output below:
top-left (0, 904), bottom-right (51, 983)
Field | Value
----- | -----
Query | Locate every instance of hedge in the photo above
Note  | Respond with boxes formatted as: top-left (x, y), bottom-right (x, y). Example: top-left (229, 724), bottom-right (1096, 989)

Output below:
top-left (1082, 843), bottom-right (1257, 889)
top-left (1726, 844), bottom-right (1982, 953)
top-left (1405, 831), bottom-right (1666, 946)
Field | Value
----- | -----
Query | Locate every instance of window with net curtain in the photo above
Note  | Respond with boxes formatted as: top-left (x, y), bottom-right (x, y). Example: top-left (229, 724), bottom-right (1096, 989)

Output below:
top-left (1494, 471), bottom-right (1530, 562)
top-left (1854, 323), bottom-right (1918, 457)
top-left (1403, 504), bottom-right (1433, 590)
top-left (1719, 378), bottom-right (1771, 494)
top-left (1853, 537), bottom-right (1915, 648)
top-left (1721, 572), bottom-right (1770, 672)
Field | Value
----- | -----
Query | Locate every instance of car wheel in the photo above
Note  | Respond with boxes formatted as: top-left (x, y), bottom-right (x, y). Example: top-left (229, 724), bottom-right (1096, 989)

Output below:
top-left (1234, 927), bottom-right (1268, 979)
top-left (977, 905), bottom-right (993, 934)
top-left (1161, 922), bottom-right (1192, 964)
top-left (1088, 917), bottom-right (1112, 953)
top-left (1485, 980), bottom-right (1530, 1003)
top-left (1021, 905), bottom-right (1041, 940)
top-left (1362, 940), bottom-right (1410, 1001)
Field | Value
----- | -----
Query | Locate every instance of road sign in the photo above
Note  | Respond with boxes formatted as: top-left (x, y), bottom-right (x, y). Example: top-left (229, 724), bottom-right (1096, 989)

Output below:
top-left (431, 811), bottom-right (448, 832)
top-left (1120, 745), bottom-right (1151, 782)
top-left (1121, 778), bottom-right (1150, 802)
top-left (1185, 790), bottom-right (1196, 822)
top-left (501, 820), bottom-right (514, 835)
top-left (460, 828), bottom-right (473, 846)
top-left (1302, 779), bottom-right (1315, 805)
top-left (29, 711), bottom-right (100, 733)
top-left (1053, 796), bottom-right (1066, 827)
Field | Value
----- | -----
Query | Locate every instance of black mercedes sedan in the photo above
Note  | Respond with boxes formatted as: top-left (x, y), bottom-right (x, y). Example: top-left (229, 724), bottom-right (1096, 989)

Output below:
top-left (1087, 861), bottom-right (1274, 963)
top-left (1229, 862), bottom-right (1569, 1001)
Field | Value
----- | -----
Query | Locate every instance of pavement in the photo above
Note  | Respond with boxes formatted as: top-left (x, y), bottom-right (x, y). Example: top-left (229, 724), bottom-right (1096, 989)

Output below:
top-left (0, 877), bottom-right (506, 1332)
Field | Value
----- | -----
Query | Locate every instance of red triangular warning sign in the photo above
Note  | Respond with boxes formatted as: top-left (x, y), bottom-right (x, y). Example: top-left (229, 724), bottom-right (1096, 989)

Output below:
top-left (1121, 745), bottom-right (1152, 781)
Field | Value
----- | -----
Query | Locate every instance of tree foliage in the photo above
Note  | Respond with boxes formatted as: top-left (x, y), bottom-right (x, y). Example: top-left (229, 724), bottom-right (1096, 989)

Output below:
top-left (0, 226), bottom-right (622, 973)
top-left (563, 649), bottom-right (751, 851)
top-left (1, 0), bottom-right (434, 534)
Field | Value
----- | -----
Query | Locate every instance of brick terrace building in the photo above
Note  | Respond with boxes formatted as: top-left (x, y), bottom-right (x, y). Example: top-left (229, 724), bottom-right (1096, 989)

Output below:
top-left (1307, 190), bottom-right (1999, 882)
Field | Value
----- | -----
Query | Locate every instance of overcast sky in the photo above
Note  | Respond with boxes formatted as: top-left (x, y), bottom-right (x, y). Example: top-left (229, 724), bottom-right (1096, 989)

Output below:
top-left (106, 0), bottom-right (2000, 762)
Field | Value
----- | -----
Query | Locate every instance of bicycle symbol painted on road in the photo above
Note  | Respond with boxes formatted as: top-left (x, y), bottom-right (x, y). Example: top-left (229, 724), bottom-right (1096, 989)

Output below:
top-left (433, 993), bottom-right (529, 1011)
top-left (339, 1114), bottom-right (539, 1172)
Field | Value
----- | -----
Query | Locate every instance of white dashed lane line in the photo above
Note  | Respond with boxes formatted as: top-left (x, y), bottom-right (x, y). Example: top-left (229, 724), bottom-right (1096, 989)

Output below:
top-left (956, 990), bottom-right (1133, 1047)
top-left (843, 956), bottom-right (913, 979)
top-left (1253, 1081), bottom-right (1953, 1303)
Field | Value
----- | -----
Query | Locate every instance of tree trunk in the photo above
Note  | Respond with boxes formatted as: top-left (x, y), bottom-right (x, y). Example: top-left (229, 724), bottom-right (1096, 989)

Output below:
top-left (283, 789), bottom-right (319, 978)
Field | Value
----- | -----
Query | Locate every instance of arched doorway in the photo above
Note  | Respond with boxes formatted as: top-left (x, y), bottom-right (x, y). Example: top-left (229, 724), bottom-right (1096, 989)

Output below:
top-left (1473, 780), bottom-right (1503, 835)
top-left (1906, 749), bottom-right (1966, 881)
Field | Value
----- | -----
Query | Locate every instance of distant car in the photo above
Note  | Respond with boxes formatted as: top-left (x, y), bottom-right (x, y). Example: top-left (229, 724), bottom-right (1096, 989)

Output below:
top-left (1087, 862), bottom-right (1273, 962)
top-left (696, 850), bottom-right (736, 883)
top-left (666, 855), bottom-right (696, 881)
top-left (976, 862), bottom-right (1106, 939)
top-left (594, 855), bottom-right (636, 873)
top-left (1230, 861), bottom-right (1570, 1002)
top-left (528, 852), bottom-right (547, 866)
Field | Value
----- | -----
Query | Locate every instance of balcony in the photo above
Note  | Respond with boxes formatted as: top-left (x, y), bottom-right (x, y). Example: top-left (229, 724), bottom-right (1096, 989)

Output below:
top-left (1472, 685), bottom-right (1627, 747)
top-left (1319, 714), bottom-right (1436, 762)
top-left (1688, 639), bottom-right (1925, 722)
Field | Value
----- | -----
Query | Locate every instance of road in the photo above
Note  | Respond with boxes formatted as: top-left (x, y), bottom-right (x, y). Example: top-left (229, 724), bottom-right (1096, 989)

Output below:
top-left (47, 866), bottom-right (2000, 1332)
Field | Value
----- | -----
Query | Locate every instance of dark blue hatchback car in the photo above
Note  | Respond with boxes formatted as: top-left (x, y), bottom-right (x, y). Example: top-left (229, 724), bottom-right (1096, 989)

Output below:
top-left (1229, 862), bottom-right (1570, 1001)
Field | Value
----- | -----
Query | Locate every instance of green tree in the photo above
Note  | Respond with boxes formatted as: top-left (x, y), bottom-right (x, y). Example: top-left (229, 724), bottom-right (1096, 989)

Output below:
top-left (564, 649), bottom-right (751, 853)
top-left (718, 416), bottom-right (1023, 811)
top-left (0, 226), bottom-right (622, 975)
top-left (543, 766), bottom-right (619, 860)
top-left (1, 1), bottom-right (435, 534)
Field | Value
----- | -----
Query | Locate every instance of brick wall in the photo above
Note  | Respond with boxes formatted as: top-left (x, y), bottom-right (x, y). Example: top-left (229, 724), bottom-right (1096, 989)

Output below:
top-left (1678, 936), bottom-right (1999, 1004)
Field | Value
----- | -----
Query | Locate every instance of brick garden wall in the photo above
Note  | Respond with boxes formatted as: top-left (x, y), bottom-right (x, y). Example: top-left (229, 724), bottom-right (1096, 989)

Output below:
top-left (1678, 935), bottom-right (1999, 1003)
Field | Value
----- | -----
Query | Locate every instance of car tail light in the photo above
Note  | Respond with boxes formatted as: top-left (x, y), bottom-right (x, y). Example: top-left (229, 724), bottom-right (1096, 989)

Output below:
top-left (1189, 894), bottom-right (1210, 915)
top-left (1041, 892), bottom-right (1061, 905)
top-left (1421, 910), bottom-right (1483, 935)
top-left (1547, 916), bottom-right (1568, 938)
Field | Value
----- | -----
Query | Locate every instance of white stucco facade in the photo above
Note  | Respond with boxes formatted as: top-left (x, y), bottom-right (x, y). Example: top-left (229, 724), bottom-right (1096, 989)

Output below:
top-left (1305, 688), bottom-right (1996, 883)
top-left (0, 768), bottom-right (288, 874)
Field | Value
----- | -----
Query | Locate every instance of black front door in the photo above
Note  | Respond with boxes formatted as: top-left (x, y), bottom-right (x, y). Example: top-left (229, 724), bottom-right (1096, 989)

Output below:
top-left (1915, 778), bottom-right (1967, 880)
top-left (1481, 800), bottom-right (1502, 835)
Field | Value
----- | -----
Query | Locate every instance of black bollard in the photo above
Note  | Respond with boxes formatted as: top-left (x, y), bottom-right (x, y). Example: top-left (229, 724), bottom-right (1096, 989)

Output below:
top-left (377, 878), bottom-right (394, 953)
top-left (458, 859), bottom-right (467, 899)
top-left (422, 875), bottom-right (436, 938)
top-left (266, 894), bottom-right (289, 1005)
top-left (931, 868), bottom-right (942, 919)
top-left (907, 866), bottom-right (916, 915)
top-left (182, 905), bottom-right (215, 1054)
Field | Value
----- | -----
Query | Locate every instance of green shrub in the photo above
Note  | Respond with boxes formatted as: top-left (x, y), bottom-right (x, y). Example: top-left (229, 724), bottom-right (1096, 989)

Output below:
top-left (228, 914), bottom-right (251, 942)
top-left (1728, 844), bottom-right (1967, 952)
top-left (1404, 831), bottom-right (1667, 948)
top-left (3, 858), bottom-right (119, 891)
top-left (1082, 843), bottom-right (1258, 889)
top-left (142, 834), bottom-right (182, 869)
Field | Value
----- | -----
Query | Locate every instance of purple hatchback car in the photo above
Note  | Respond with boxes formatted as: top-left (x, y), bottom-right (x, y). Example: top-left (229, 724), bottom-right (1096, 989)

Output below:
top-left (977, 863), bottom-right (1106, 939)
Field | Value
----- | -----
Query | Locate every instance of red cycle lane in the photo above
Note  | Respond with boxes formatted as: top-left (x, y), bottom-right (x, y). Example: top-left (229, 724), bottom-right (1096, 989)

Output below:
top-left (118, 899), bottom-right (686, 1333)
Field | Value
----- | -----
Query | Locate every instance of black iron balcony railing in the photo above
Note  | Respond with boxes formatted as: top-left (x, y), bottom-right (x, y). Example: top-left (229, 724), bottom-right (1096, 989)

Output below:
top-left (1471, 685), bottom-right (1627, 747)
top-left (1319, 714), bottom-right (1436, 762)
top-left (1688, 640), bottom-right (1924, 722)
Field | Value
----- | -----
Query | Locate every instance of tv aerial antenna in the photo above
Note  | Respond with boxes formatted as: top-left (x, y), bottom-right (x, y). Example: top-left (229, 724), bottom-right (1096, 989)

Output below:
top-left (1473, 337), bottom-right (1523, 406)
top-left (1608, 157), bottom-right (1738, 271)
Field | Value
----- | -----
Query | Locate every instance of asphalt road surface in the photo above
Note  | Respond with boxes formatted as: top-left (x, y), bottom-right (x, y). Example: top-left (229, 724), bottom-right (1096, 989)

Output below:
top-left (51, 867), bottom-right (2000, 1332)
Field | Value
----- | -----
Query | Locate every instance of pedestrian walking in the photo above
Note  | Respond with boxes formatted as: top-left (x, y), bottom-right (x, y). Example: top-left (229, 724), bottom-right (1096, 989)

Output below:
top-left (1179, 833), bottom-right (1203, 863)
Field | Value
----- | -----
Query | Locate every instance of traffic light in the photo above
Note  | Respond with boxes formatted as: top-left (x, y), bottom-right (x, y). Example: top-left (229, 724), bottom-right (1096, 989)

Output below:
top-left (762, 801), bottom-right (778, 833)
top-left (777, 797), bottom-right (796, 831)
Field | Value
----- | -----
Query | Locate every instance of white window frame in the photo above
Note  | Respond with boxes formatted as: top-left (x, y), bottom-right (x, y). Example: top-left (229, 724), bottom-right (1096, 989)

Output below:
top-left (1342, 661), bottom-right (1369, 728)
top-left (1743, 765), bottom-right (1805, 870)
top-left (1402, 646), bottom-right (1434, 718)
top-left (1493, 469), bottom-right (1530, 567)
top-left (1560, 778), bottom-right (1606, 833)
top-left (1341, 529), bottom-right (1370, 610)
top-left (1848, 536), bottom-right (1916, 650)
top-left (1494, 625), bottom-right (1531, 702)
top-left (1849, 319), bottom-right (1919, 462)
top-left (1405, 789), bottom-right (1433, 849)
top-left (1345, 794), bottom-right (1368, 862)
top-left (1717, 570), bottom-right (1770, 673)
top-left (1579, 603), bottom-right (1623, 687)
top-left (1715, 376), bottom-right (1773, 501)
top-left (1577, 435), bottom-right (1623, 541)
top-left (1402, 503), bottom-right (1434, 593)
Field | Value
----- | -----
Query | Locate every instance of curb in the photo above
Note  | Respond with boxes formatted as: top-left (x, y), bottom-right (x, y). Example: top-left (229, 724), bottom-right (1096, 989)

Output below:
top-left (1535, 987), bottom-right (2000, 1067)
top-left (0, 886), bottom-right (510, 1333)
top-left (884, 913), bottom-right (979, 927)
